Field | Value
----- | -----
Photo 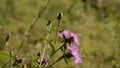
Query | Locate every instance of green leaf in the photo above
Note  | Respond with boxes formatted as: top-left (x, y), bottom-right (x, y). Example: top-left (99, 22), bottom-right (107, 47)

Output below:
top-left (30, 54), bottom-right (40, 67)
top-left (0, 51), bottom-right (12, 58)
top-left (61, 48), bottom-right (68, 65)
top-left (47, 40), bottom-right (55, 52)
top-left (63, 57), bottom-right (68, 65)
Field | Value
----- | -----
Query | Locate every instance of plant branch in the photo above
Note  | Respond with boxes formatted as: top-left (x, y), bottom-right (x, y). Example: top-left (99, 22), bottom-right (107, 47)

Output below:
top-left (15, 0), bottom-right (51, 55)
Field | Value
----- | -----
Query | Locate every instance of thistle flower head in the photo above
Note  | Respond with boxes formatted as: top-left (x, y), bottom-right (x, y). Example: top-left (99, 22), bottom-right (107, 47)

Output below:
top-left (59, 30), bottom-right (80, 45)
top-left (67, 45), bottom-right (82, 65)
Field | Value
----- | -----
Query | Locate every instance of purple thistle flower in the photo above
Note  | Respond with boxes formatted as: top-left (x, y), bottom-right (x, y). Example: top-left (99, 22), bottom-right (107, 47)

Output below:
top-left (67, 45), bottom-right (82, 65)
top-left (59, 30), bottom-right (80, 45)
top-left (70, 32), bottom-right (80, 45)
top-left (43, 57), bottom-right (48, 63)
top-left (59, 30), bottom-right (70, 38)
top-left (41, 57), bottom-right (48, 65)
top-left (58, 30), bottom-right (82, 66)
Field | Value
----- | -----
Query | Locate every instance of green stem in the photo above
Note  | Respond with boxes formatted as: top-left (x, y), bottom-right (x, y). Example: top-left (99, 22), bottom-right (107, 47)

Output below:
top-left (15, 0), bottom-right (51, 55)
top-left (54, 20), bottom-right (61, 45)
top-left (40, 19), bottom-right (52, 68)
top-left (49, 52), bottom-right (68, 67)
top-left (50, 42), bottom-right (66, 57)
top-left (49, 55), bottom-right (63, 67)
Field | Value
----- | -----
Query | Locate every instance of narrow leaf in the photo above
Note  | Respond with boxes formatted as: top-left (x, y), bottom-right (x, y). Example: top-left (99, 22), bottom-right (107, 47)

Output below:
top-left (61, 48), bottom-right (68, 65)
top-left (0, 51), bottom-right (12, 58)
top-left (47, 40), bottom-right (55, 52)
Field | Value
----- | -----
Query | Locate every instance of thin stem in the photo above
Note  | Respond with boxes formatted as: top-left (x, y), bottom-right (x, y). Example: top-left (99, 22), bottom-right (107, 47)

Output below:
top-left (28, 0), bottom-right (51, 33)
top-left (49, 56), bottom-right (63, 67)
top-left (10, 57), bottom-right (12, 68)
top-left (1, 52), bottom-right (14, 68)
top-left (50, 42), bottom-right (65, 57)
top-left (60, 47), bottom-right (68, 65)
top-left (49, 52), bottom-right (69, 67)
top-left (2, 61), bottom-right (10, 68)
top-left (15, 0), bottom-right (51, 55)
top-left (40, 20), bottom-right (52, 68)
top-left (54, 20), bottom-right (61, 45)
top-left (49, 42), bottom-right (68, 66)
top-left (115, 22), bottom-right (120, 56)
top-left (15, 38), bottom-right (25, 55)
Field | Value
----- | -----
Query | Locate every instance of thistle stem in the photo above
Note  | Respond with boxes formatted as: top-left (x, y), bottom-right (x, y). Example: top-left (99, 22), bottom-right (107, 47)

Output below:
top-left (15, 0), bottom-right (51, 55)
top-left (40, 18), bottom-right (52, 68)
top-left (50, 42), bottom-right (66, 57)
top-left (54, 19), bottom-right (61, 45)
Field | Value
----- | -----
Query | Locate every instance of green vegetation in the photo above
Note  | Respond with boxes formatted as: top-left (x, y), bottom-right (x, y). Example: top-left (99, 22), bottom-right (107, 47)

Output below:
top-left (0, 0), bottom-right (120, 68)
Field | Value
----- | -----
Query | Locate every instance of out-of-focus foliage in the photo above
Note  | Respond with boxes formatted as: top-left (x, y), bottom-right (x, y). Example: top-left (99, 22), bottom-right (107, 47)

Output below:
top-left (0, 0), bottom-right (120, 68)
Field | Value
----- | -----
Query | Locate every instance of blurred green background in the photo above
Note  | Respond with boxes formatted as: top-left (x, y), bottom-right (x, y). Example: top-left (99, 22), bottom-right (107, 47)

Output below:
top-left (0, 0), bottom-right (120, 68)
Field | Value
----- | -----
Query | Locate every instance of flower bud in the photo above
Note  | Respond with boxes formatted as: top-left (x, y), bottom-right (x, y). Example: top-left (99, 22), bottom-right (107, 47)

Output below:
top-left (10, 51), bottom-right (14, 55)
top-left (37, 52), bottom-right (41, 57)
top-left (41, 57), bottom-right (48, 65)
top-left (19, 58), bottom-right (26, 63)
top-left (15, 56), bottom-right (19, 61)
top-left (57, 12), bottom-right (63, 20)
